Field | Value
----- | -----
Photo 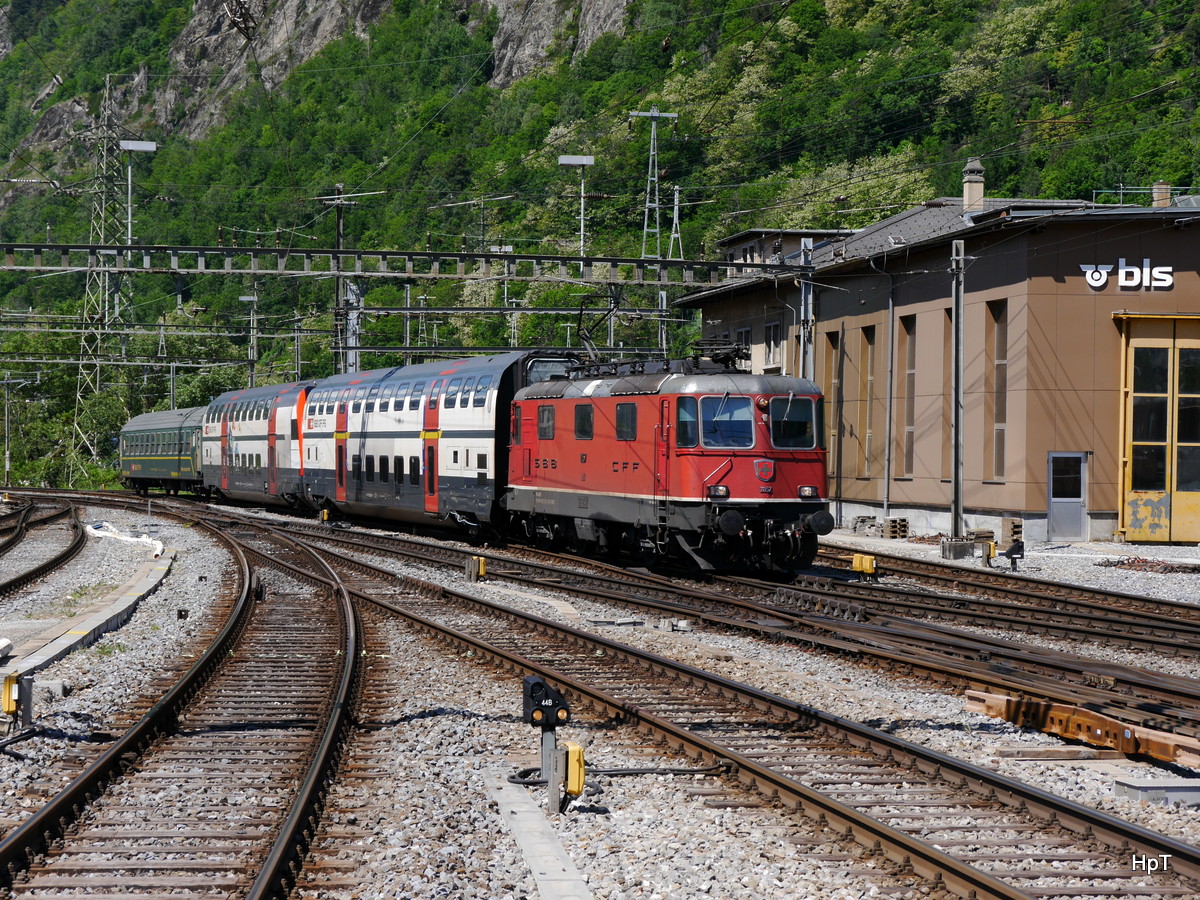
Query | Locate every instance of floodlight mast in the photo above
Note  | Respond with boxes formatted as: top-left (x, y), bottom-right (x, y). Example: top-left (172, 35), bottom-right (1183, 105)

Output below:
top-left (558, 155), bottom-right (594, 256)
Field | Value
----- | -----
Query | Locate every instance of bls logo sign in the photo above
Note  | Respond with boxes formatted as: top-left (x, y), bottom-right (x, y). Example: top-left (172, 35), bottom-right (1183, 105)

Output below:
top-left (1080, 258), bottom-right (1173, 291)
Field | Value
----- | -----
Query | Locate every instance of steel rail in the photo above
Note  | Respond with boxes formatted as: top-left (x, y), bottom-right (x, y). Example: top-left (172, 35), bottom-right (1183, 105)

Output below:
top-left (0, 522), bottom-right (253, 888)
top-left (280, 524), bottom-right (1200, 758)
top-left (0, 503), bottom-right (86, 598)
top-left (308, 547), bottom-right (1200, 897)
top-left (240, 527), bottom-right (361, 900)
top-left (819, 542), bottom-right (1200, 622)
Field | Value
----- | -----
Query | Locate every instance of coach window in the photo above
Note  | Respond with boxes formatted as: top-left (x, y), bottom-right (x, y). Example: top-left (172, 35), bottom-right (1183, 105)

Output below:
top-left (410, 381), bottom-right (425, 410)
top-left (377, 386), bottom-right (391, 413)
top-left (428, 380), bottom-right (441, 411)
top-left (394, 456), bottom-right (404, 482)
top-left (616, 403), bottom-right (637, 441)
top-left (676, 397), bottom-right (698, 448)
top-left (473, 376), bottom-right (491, 407)
top-left (365, 391), bottom-right (376, 414)
top-left (575, 403), bottom-right (594, 439)
top-left (460, 377), bottom-right (475, 408)
top-left (352, 454), bottom-right (363, 481)
top-left (701, 394), bottom-right (754, 448)
top-left (770, 395), bottom-right (817, 449)
top-left (379, 455), bottom-right (389, 483)
top-left (352, 390), bottom-right (364, 414)
top-left (365, 455), bottom-right (375, 482)
top-left (409, 455), bottom-right (420, 485)
top-left (394, 383), bottom-right (409, 412)
top-left (537, 405), bottom-right (555, 439)
top-left (445, 378), bottom-right (463, 409)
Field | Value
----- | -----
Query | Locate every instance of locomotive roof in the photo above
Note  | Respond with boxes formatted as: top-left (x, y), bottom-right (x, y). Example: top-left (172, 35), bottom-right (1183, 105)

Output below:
top-left (121, 406), bottom-right (207, 433)
top-left (516, 371), bottom-right (822, 400)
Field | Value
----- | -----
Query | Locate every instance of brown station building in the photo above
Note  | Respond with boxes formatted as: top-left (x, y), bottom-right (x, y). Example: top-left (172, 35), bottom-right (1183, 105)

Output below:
top-left (680, 161), bottom-right (1200, 543)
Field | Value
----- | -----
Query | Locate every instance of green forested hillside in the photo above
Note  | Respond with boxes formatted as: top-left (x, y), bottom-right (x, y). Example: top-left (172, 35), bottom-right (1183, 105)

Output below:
top-left (0, 0), bottom-right (1197, 485)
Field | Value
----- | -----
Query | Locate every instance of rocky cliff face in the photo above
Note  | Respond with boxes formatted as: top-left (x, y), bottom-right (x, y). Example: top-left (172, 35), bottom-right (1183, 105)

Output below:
top-left (18, 0), bottom-right (631, 165)
top-left (488, 0), bottom-right (629, 88)
top-left (145, 0), bottom-right (394, 140)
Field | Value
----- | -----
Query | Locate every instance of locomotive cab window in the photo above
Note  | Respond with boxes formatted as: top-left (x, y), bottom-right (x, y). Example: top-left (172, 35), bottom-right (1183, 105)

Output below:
top-left (769, 395), bottom-right (817, 449)
top-left (574, 404), bottom-right (594, 439)
top-left (701, 394), bottom-right (754, 448)
top-left (511, 407), bottom-right (522, 444)
top-left (676, 397), bottom-right (699, 448)
top-left (537, 405), bottom-right (555, 439)
top-left (616, 403), bottom-right (637, 441)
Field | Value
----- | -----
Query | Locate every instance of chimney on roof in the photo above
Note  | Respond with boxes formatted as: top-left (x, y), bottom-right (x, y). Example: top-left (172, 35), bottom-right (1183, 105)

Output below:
top-left (963, 158), bottom-right (985, 212)
top-left (1152, 181), bottom-right (1172, 208)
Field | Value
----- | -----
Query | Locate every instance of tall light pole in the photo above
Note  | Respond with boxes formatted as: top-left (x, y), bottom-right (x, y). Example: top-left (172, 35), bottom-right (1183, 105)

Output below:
top-left (118, 140), bottom-right (156, 248)
top-left (558, 155), bottom-right (594, 256)
top-left (2, 373), bottom-right (30, 487)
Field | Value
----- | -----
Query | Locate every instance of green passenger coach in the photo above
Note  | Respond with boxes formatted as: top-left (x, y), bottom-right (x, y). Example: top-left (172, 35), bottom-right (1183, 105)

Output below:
top-left (119, 407), bottom-right (207, 496)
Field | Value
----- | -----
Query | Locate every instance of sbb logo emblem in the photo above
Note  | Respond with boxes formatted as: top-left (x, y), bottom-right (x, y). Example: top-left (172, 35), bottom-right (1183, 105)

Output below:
top-left (1080, 258), bottom-right (1173, 291)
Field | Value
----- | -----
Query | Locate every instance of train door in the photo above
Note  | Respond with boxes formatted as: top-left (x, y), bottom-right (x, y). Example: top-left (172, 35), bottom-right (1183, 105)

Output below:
top-left (267, 402), bottom-right (278, 495)
top-left (654, 397), bottom-right (671, 525)
top-left (335, 388), bottom-right (350, 502)
top-left (219, 408), bottom-right (230, 492)
top-left (423, 380), bottom-right (442, 514)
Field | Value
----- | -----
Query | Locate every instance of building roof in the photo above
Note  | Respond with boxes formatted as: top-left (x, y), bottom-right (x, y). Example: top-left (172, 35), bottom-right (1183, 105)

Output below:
top-left (676, 194), bottom-right (1198, 309)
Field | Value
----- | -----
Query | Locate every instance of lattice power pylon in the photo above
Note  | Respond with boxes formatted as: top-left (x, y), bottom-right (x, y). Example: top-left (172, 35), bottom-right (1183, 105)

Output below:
top-left (630, 106), bottom-right (677, 260)
top-left (70, 75), bottom-right (130, 481)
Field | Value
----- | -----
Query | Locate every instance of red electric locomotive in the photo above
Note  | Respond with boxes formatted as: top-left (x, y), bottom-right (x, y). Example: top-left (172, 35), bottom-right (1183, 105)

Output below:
top-left (505, 353), bottom-right (833, 572)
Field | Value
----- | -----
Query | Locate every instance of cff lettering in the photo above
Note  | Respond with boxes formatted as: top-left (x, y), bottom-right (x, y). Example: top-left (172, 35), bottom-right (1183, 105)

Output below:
top-left (1132, 854), bottom-right (1171, 873)
top-left (611, 461), bottom-right (641, 472)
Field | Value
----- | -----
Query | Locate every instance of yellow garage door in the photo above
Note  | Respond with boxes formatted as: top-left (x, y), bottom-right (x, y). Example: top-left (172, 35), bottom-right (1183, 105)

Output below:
top-left (1123, 318), bottom-right (1200, 542)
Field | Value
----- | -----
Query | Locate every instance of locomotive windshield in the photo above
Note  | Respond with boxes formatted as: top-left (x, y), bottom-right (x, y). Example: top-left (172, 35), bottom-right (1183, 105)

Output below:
top-left (700, 394), bottom-right (755, 448)
top-left (769, 395), bottom-right (817, 449)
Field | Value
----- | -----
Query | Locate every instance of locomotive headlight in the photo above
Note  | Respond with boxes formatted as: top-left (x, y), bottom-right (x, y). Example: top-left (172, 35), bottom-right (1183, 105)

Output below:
top-left (799, 485), bottom-right (819, 498)
top-left (707, 485), bottom-right (730, 499)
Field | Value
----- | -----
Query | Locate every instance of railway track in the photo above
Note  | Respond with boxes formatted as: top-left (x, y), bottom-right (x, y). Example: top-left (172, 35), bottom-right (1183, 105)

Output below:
top-left (0, 502), bottom-right (85, 597)
top-left (0, 517), bottom-right (359, 899)
top-left (260, 515), bottom-right (1200, 764)
top-left (818, 542), bottom-right (1200, 627)
top-left (7, 489), bottom-right (1200, 896)
top-left (285, 528), bottom-right (1200, 900)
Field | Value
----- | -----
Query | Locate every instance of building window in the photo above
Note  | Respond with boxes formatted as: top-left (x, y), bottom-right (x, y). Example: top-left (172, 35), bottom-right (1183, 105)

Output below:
top-left (735, 327), bottom-right (752, 371)
top-left (942, 309), bottom-right (953, 481)
top-left (824, 332), bottom-right (840, 480)
top-left (985, 300), bottom-right (1008, 480)
top-left (858, 326), bottom-right (875, 477)
top-left (1131, 346), bottom-right (1169, 490)
top-left (765, 321), bottom-right (782, 369)
top-left (899, 315), bottom-right (916, 477)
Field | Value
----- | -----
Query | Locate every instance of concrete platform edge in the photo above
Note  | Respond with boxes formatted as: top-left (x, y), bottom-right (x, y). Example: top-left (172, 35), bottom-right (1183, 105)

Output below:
top-left (5, 550), bottom-right (176, 678)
